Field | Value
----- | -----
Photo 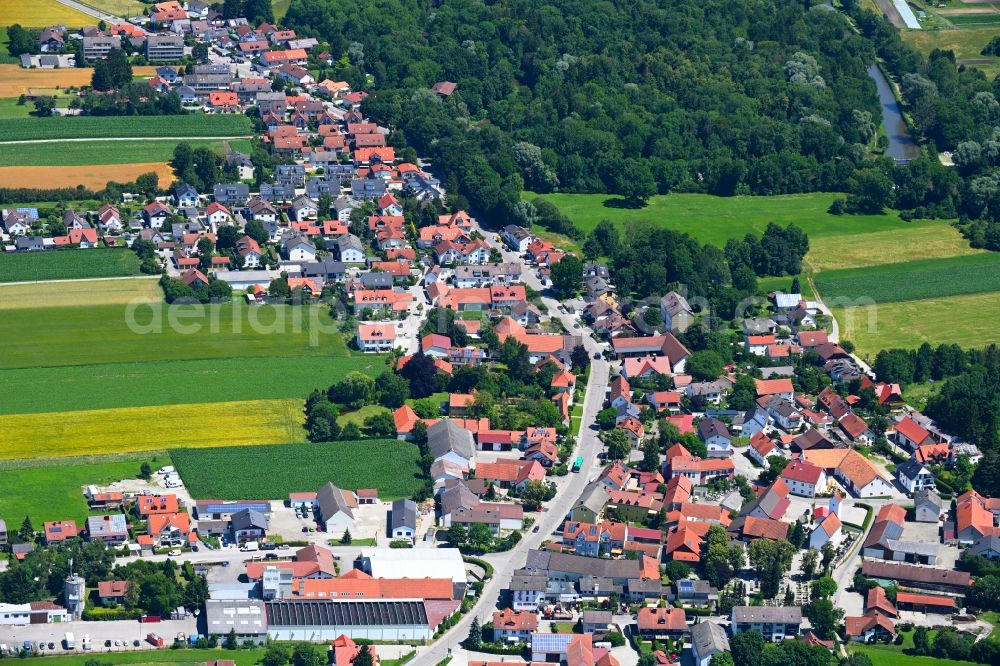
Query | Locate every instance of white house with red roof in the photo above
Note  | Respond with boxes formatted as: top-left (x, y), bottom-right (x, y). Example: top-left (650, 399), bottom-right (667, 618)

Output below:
top-left (780, 460), bottom-right (826, 498)
top-left (356, 323), bottom-right (396, 353)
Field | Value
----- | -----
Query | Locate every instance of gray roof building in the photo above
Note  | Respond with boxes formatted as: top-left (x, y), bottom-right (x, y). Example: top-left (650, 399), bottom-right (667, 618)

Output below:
top-left (390, 499), bottom-right (417, 535)
top-left (732, 606), bottom-right (802, 624)
top-left (691, 621), bottom-right (730, 664)
top-left (317, 482), bottom-right (354, 523)
top-left (230, 509), bottom-right (268, 532)
top-left (524, 549), bottom-right (642, 583)
top-left (427, 420), bottom-right (475, 461)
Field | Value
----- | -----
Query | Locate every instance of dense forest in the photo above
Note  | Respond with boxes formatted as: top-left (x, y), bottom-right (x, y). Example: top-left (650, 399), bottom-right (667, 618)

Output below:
top-left (285, 0), bottom-right (883, 225)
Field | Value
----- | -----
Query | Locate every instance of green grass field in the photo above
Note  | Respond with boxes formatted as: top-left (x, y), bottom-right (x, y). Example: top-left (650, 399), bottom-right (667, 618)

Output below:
top-left (814, 253), bottom-right (1000, 304)
top-left (836, 291), bottom-right (1000, 358)
top-left (0, 277), bottom-right (161, 309)
top-left (0, 139), bottom-right (249, 167)
top-left (0, 452), bottom-right (167, 524)
top-left (805, 222), bottom-right (980, 272)
top-left (946, 14), bottom-right (1000, 27)
top-left (24, 648), bottom-right (265, 666)
top-left (0, 115), bottom-right (253, 142)
top-left (0, 248), bottom-right (141, 282)
top-left (524, 191), bottom-right (924, 246)
top-left (0, 356), bottom-right (384, 415)
top-left (171, 440), bottom-right (424, 500)
top-left (0, 302), bottom-right (349, 370)
top-left (852, 644), bottom-right (979, 666)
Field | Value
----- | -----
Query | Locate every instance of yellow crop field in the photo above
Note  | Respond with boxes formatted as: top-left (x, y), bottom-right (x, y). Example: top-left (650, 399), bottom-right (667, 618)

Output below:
top-left (0, 399), bottom-right (305, 460)
top-left (807, 223), bottom-right (983, 272)
top-left (0, 0), bottom-right (93, 27)
top-left (0, 162), bottom-right (175, 189)
top-left (0, 65), bottom-right (160, 96)
top-left (0, 277), bottom-right (162, 309)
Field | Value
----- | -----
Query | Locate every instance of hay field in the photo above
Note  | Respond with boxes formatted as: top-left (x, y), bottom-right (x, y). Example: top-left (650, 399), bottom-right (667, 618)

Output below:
top-left (0, 65), bottom-right (160, 96)
top-left (0, 277), bottom-right (161, 309)
top-left (835, 291), bottom-right (1000, 358)
top-left (806, 223), bottom-right (984, 272)
top-left (0, 162), bottom-right (175, 189)
top-left (0, 0), bottom-right (92, 26)
top-left (0, 399), bottom-right (305, 459)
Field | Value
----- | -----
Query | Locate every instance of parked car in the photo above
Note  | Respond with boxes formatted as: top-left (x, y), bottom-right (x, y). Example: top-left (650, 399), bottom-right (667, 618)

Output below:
top-left (167, 549), bottom-right (181, 557)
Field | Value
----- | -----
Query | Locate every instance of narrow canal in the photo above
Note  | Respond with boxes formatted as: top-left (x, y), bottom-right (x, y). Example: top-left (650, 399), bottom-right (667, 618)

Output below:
top-left (866, 63), bottom-right (921, 164)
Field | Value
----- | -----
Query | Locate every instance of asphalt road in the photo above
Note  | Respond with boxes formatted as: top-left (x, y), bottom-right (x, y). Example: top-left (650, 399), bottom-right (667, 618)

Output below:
top-left (408, 223), bottom-right (613, 666)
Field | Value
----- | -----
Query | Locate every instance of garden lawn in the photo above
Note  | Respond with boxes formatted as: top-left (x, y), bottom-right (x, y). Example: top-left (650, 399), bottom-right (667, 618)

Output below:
top-left (0, 452), bottom-right (167, 524)
top-left (851, 644), bottom-right (978, 666)
top-left (23, 648), bottom-right (265, 666)
top-left (814, 253), bottom-right (1000, 304)
top-left (0, 399), bottom-right (305, 459)
top-left (0, 248), bottom-right (140, 282)
top-left (171, 440), bottom-right (424, 500)
top-left (0, 302), bottom-right (348, 369)
top-left (0, 114), bottom-right (253, 141)
top-left (0, 139), bottom-right (240, 166)
top-left (834, 291), bottom-right (1000, 358)
top-left (338, 404), bottom-right (392, 427)
top-left (0, 277), bottom-right (161, 310)
top-left (0, 355), bottom-right (381, 415)
top-left (523, 191), bottom-right (924, 246)
top-left (806, 222), bottom-right (977, 272)
top-left (0, 0), bottom-right (92, 26)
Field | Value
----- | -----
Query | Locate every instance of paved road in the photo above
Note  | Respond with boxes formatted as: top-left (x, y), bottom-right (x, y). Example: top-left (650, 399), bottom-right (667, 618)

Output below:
top-left (411, 223), bottom-right (612, 666)
top-left (53, 0), bottom-right (122, 23)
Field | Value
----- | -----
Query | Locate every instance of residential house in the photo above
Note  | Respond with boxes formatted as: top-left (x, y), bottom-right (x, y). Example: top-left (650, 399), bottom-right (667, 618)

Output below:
top-left (562, 520), bottom-right (627, 557)
top-left (914, 489), bottom-right (942, 523)
top-left (86, 515), bottom-right (128, 545)
top-left (690, 620), bottom-right (729, 666)
top-left (43, 520), bottom-right (79, 545)
top-left (337, 234), bottom-right (365, 263)
top-left (780, 460), bottom-right (826, 498)
top-left (282, 234), bottom-right (317, 262)
top-left (731, 606), bottom-right (802, 642)
top-left (230, 509), bottom-right (268, 544)
top-left (804, 449), bottom-right (895, 498)
top-left (659, 292), bottom-right (693, 333)
top-left (636, 607), bottom-right (687, 640)
top-left (492, 609), bottom-right (538, 643)
top-left (748, 432), bottom-right (781, 468)
top-left (845, 612), bottom-right (896, 643)
top-left (97, 581), bottom-right (129, 606)
top-left (697, 418), bottom-right (732, 458)
top-left (896, 460), bottom-right (935, 494)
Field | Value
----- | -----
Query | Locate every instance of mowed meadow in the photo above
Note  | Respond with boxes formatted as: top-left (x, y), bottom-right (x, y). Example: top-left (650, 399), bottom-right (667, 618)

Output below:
top-left (0, 279), bottom-right (383, 459)
top-left (529, 192), bottom-right (1000, 357)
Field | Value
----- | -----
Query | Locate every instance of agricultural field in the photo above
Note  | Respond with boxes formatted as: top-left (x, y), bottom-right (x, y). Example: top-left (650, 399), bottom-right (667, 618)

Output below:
top-left (80, 0), bottom-right (148, 17)
top-left (0, 452), bottom-right (166, 524)
top-left (0, 248), bottom-right (141, 282)
top-left (852, 644), bottom-right (980, 666)
top-left (0, 65), bottom-right (159, 97)
top-left (0, 0), bottom-right (92, 26)
top-left (0, 399), bottom-right (305, 459)
top-left (0, 355), bottom-right (383, 415)
top-left (813, 253), bottom-right (1000, 303)
top-left (0, 162), bottom-right (175, 189)
top-left (805, 222), bottom-right (982, 272)
top-left (0, 138), bottom-right (246, 166)
top-left (0, 302), bottom-right (348, 368)
top-left (523, 191), bottom-right (924, 246)
top-left (26, 649), bottom-right (266, 666)
top-left (171, 440), bottom-right (425, 500)
top-left (0, 276), bottom-right (161, 310)
top-left (835, 291), bottom-right (1000, 358)
top-left (0, 115), bottom-right (254, 142)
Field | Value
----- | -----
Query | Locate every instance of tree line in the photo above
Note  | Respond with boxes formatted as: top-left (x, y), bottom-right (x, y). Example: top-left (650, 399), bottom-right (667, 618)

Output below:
top-left (284, 0), bottom-right (884, 230)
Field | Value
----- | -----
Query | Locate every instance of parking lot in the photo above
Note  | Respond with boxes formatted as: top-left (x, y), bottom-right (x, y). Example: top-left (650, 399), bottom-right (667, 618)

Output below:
top-left (0, 617), bottom-right (198, 656)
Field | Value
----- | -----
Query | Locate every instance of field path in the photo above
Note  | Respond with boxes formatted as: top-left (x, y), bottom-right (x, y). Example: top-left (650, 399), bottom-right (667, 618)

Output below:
top-left (0, 274), bottom-right (159, 287)
top-left (52, 0), bottom-right (120, 22)
top-left (0, 135), bottom-right (252, 145)
top-left (808, 274), bottom-right (876, 377)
